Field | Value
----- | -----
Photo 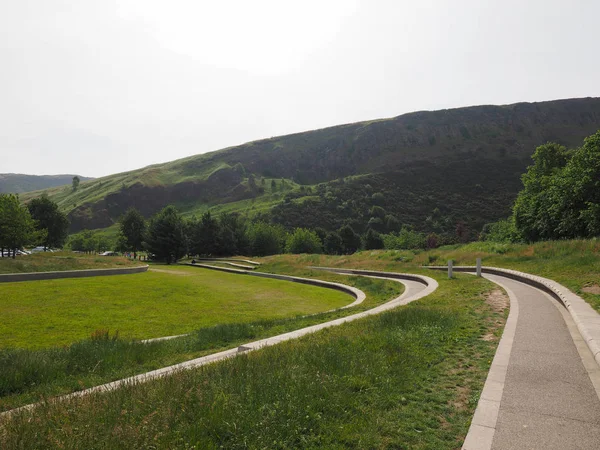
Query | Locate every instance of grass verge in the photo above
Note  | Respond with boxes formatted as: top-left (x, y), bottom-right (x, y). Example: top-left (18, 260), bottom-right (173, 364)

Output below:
top-left (0, 273), bottom-right (505, 448)
top-left (0, 267), bottom-right (401, 412)
top-left (0, 252), bottom-right (142, 275)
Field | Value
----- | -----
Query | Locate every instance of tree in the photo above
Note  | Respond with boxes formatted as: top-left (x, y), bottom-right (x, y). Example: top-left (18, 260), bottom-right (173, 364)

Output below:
top-left (0, 194), bottom-right (37, 258)
top-left (363, 228), bottom-right (384, 250)
top-left (285, 228), bottom-right (322, 254)
top-left (512, 132), bottom-right (600, 241)
top-left (338, 225), bottom-right (361, 254)
top-left (118, 207), bottom-right (146, 259)
top-left (144, 206), bottom-right (187, 264)
top-left (72, 176), bottom-right (80, 192)
top-left (248, 222), bottom-right (286, 256)
top-left (189, 211), bottom-right (220, 256)
top-left (218, 213), bottom-right (250, 256)
top-left (28, 194), bottom-right (69, 250)
top-left (323, 232), bottom-right (344, 255)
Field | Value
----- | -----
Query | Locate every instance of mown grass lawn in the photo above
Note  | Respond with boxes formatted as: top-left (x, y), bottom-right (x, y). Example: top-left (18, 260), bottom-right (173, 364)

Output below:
top-left (0, 265), bottom-right (351, 349)
top-left (0, 272), bottom-right (505, 449)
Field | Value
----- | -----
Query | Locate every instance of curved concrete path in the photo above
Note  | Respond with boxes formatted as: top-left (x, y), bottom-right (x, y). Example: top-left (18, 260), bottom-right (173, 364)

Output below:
top-left (464, 273), bottom-right (600, 450)
top-left (1, 269), bottom-right (437, 418)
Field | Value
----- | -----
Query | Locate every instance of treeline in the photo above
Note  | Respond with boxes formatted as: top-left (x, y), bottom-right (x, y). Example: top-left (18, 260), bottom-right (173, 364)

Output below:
top-left (0, 193), bottom-right (69, 257)
top-left (95, 205), bottom-right (457, 264)
top-left (482, 130), bottom-right (600, 242)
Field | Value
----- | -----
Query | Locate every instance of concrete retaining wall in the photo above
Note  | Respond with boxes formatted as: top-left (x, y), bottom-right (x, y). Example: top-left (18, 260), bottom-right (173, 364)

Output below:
top-left (0, 265), bottom-right (149, 283)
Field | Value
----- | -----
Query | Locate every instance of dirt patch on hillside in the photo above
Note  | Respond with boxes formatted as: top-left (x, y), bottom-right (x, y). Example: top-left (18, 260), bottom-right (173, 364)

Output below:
top-left (582, 284), bottom-right (600, 294)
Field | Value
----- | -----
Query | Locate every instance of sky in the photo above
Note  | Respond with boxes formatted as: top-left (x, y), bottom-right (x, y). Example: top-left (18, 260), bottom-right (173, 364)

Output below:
top-left (1, 0), bottom-right (599, 177)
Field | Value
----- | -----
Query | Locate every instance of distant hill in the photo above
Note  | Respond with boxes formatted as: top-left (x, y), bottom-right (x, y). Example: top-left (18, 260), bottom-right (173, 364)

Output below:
top-left (19, 97), bottom-right (600, 240)
top-left (0, 174), bottom-right (93, 194)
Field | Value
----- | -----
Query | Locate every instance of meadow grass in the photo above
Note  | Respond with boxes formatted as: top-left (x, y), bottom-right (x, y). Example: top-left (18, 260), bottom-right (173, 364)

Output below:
top-left (412, 239), bottom-right (600, 312)
top-left (0, 252), bottom-right (142, 274)
top-left (0, 273), bottom-right (505, 449)
top-left (0, 265), bottom-right (352, 349)
top-left (0, 265), bottom-right (401, 412)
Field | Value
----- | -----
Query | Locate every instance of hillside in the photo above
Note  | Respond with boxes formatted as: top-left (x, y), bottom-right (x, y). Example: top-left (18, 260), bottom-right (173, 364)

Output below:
top-left (20, 97), bottom-right (600, 237)
top-left (0, 174), bottom-right (93, 194)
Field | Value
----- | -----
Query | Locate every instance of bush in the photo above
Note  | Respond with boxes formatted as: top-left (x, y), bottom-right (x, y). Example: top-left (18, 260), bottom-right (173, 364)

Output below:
top-left (285, 228), bottom-right (322, 254)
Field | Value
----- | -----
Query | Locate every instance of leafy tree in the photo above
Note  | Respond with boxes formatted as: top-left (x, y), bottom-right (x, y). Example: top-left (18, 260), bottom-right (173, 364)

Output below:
top-left (28, 194), bottom-right (69, 250)
top-left (323, 232), bottom-right (344, 255)
top-left (189, 211), bottom-right (220, 256)
top-left (513, 143), bottom-right (571, 241)
top-left (0, 194), bottom-right (38, 258)
top-left (512, 133), bottom-right (600, 241)
top-left (248, 222), bottom-right (286, 256)
top-left (118, 207), bottom-right (146, 258)
top-left (72, 176), bottom-right (80, 191)
top-left (426, 232), bottom-right (440, 249)
top-left (382, 226), bottom-right (426, 250)
top-left (338, 225), bottom-right (361, 254)
top-left (285, 228), bottom-right (322, 254)
top-left (218, 212), bottom-right (250, 256)
top-left (363, 228), bottom-right (384, 250)
top-left (481, 218), bottom-right (520, 242)
top-left (144, 206), bottom-right (187, 264)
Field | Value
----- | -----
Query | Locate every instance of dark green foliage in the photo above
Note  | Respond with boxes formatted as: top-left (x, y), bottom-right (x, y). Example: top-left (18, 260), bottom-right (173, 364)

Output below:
top-left (481, 218), bottom-right (520, 242)
top-left (248, 222), bottom-right (286, 256)
top-left (144, 206), bottom-right (187, 264)
top-left (382, 227), bottom-right (426, 250)
top-left (118, 208), bottom-right (146, 258)
top-left (71, 176), bottom-right (80, 192)
top-left (285, 228), bottom-right (322, 254)
top-left (338, 225), bottom-right (361, 254)
top-left (27, 194), bottom-right (69, 250)
top-left (0, 194), bottom-right (38, 256)
top-left (512, 131), bottom-right (600, 241)
top-left (323, 232), bottom-right (344, 254)
top-left (217, 212), bottom-right (250, 256)
top-left (189, 211), bottom-right (220, 256)
top-left (363, 229), bottom-right (384, 250)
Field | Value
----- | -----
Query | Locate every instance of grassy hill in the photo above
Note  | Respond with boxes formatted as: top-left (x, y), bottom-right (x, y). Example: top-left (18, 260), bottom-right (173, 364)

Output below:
top-left (20, 97), bottom-right (600, 236)
top-left (0, 174), bottom-right (93, 194)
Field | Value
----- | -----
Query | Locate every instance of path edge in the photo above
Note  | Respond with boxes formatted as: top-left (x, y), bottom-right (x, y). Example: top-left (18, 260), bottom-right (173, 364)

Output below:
top-left (428, 266), bottom-right (600, 369)
top-left (0, 265), bottom-right (149, 283)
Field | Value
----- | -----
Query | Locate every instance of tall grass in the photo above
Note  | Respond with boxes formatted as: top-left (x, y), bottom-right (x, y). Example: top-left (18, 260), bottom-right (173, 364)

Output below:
top-left (1, 274), bottom-right (503, 449)
top-left (0, 276), bottom-right (401, 412)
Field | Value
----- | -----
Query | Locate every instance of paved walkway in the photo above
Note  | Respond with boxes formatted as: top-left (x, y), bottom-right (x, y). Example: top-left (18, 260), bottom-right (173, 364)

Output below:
top-left (479, 274), bottom-right (600, 449)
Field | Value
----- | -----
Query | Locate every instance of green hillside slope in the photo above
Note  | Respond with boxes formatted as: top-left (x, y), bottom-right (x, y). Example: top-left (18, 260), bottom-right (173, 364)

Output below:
top-left (0, 174), bottom-right (93, 194)
top-left (21, 97), bottom-right (600, 236)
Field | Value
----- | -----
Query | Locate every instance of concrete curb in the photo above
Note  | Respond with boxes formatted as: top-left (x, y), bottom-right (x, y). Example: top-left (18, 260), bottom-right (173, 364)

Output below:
top-left (0, 268), bottom-right (437, 419)
top-left (184, 263), bottom-right (366, 309)
top-left (190, 258), bottom-right (260, 266)
top-left (427, 265), bottom-right (600, 369)
top-left (0, 265), bottom-right (149, 283)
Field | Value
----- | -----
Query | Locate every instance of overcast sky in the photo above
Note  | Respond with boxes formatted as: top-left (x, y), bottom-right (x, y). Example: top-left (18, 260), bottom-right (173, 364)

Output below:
top-left (2, 0), bottom-right (599, 177)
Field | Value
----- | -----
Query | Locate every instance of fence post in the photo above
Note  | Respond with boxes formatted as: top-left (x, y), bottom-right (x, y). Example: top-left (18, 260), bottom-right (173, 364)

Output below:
top-left (476, 258), bottom-right (482, 277)
top-left (448, 260), bottom-right (453, 279)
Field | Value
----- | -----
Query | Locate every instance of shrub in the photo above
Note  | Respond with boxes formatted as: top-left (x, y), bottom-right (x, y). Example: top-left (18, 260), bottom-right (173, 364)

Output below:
top-left (285, 228), bottom-right (322, 254)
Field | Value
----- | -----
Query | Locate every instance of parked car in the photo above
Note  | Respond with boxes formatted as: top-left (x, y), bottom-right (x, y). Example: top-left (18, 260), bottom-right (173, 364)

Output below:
top-left (99, 251), bottom-right (119, 256)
